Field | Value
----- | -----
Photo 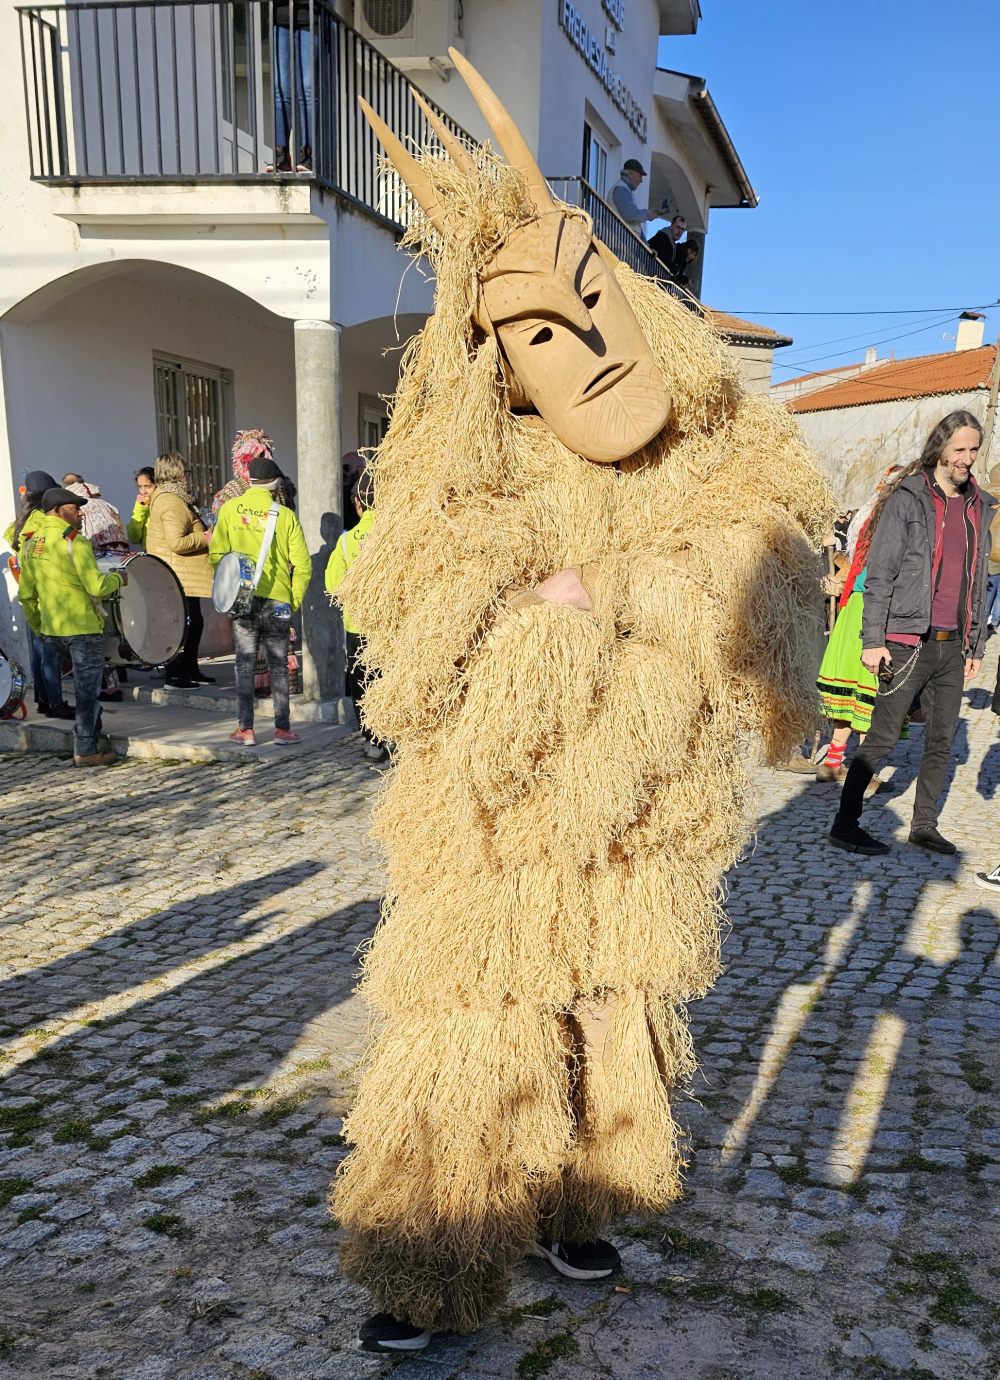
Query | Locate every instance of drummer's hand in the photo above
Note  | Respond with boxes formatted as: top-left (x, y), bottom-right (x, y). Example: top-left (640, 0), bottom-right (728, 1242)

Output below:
top-left (119, 572), bottom-right (128, 587)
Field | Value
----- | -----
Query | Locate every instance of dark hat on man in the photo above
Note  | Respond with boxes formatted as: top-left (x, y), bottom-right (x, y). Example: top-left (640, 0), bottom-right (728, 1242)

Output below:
top-left (24, 470), bottom-right (57, 494)
top-left (623, 158), bottom-right (646, 175)
top-left (248, 457), bottom-right (284, 484)
top-left (43, 486), bottom-right (87, 510)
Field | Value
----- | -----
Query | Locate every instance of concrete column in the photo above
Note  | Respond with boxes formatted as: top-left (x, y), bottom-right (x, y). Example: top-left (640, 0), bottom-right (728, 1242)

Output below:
top-left (294, 319), bottom-right (344, 704)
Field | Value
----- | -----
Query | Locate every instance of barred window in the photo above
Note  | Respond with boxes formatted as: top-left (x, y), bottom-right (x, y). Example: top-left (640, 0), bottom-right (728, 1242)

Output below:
top-left (153, 354), bottom-right (233, 509)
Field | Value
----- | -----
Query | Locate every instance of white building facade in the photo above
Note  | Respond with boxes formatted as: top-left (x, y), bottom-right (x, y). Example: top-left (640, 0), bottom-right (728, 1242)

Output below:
top-left (1, 0), bottom-right (756, 693)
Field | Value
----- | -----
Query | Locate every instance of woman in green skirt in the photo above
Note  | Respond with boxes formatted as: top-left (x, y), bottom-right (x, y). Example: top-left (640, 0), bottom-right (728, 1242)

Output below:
top-left (816, 567), bottom-right (878, 781)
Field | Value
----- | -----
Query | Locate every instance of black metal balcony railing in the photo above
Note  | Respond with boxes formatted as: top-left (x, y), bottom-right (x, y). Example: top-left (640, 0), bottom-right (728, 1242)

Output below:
top-left (548, 176), bottom-right (687, 292)
top-left (17, 0), bottom-right (468, 229)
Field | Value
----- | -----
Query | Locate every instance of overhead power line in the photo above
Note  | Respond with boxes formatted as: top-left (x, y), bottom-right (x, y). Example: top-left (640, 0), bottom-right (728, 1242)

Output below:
top-left (722, 301), bottom-right (999, 317)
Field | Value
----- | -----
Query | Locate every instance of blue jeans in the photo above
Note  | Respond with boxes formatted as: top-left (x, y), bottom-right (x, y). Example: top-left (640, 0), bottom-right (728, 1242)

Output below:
top-left (232, 598), bottom-right (291, 731)
top-left (274, 26), bottom-right (311, 154)
top-left (30, 627), bottom-right (64, 708)
top-left (987, 574), bottom-right (1000, 627)
top-left (43, 633), bottom-right (105, 756)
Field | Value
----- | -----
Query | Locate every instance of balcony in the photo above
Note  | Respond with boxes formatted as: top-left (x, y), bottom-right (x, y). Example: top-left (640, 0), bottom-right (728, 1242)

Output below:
top-left (547, 177), bottom-right (693, 298)
top-left (17, 0), bottom-right (470, 232)
top-left (18, 2), bottom-right (698, 289)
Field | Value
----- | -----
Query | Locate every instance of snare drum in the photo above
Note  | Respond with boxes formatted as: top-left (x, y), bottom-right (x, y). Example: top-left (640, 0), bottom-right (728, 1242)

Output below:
top-left (212, 551), bottom-right (257, 618)
top-left (96, 552), bottom-right (188, 664)
top-left (0, 652), bottom-right (26, 719)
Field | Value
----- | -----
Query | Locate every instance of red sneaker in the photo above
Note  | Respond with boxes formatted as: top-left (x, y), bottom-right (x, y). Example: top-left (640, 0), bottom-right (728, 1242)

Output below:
top-left (229, 728), bottom-right (256, 746)
top-left (273, 728), bottom-right (301, 745)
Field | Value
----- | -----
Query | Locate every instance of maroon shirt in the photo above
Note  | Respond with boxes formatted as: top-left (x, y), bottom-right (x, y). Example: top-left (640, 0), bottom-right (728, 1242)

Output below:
top-left (930, 494), bottom-right (967, 630)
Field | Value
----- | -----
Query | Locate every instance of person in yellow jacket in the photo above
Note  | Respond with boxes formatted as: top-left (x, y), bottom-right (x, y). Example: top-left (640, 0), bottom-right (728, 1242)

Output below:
top-left (17, 486), bottom-right (125, 766)
top-left (209, 456), bottom-right (312, 746)
top-left (325, 472), bottom-right (384, 760)
top-left (126, 467), bottom-right (157, 548)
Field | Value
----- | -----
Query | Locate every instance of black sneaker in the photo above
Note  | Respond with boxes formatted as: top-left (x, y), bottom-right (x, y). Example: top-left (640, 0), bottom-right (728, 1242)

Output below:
top-left (909, 827), bottom-right (957, 855)
top-left (531, 1239), bottom-right (622, 1280)
top-left (828, 824), bottom-right (890, 856)
top-left (973, 863), bottom-right (1000, 893)
top-left (358, 1313), bottom-right (430, 1353)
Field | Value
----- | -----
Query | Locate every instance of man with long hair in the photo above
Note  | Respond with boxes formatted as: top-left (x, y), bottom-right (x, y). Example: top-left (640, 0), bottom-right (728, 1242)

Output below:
top-left (830, 411), bottom-right (994, 855)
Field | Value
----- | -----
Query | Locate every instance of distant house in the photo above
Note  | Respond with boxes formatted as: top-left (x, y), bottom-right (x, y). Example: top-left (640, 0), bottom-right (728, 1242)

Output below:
top-left (706, 311), bottom-right (793, 394)
top-left (781, 315), bottom-right (997, 504)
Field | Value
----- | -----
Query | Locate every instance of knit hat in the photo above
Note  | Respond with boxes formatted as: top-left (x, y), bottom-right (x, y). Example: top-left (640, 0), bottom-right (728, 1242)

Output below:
top-left (24, 470), bottom-right (56, 494)
top-left (248, 457), bottom-right (283, 485)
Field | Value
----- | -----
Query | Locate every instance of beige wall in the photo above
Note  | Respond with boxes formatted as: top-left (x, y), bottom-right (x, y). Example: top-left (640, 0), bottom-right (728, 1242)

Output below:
top-left (793, 391), bottom-right (990, 507)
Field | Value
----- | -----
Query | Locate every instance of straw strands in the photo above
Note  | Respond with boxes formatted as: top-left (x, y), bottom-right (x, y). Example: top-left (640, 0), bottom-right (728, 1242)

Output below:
top-left (331, 149), bottom-right (835, 1332)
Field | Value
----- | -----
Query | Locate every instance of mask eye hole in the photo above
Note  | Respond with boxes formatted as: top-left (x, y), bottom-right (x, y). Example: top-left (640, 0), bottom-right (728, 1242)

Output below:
top-left (530, 326), bottom-right (553, 345)
top-left (583, 291), bottom-right (600, 310)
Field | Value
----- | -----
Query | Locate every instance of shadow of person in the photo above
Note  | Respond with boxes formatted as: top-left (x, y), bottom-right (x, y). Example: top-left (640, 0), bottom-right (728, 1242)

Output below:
top-left (0, 861), bottom-right (326, 1040)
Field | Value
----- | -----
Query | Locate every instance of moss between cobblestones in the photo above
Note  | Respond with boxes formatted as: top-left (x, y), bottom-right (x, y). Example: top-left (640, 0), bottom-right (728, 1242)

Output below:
top-left (515, 1331), bottom-right (579, 1377)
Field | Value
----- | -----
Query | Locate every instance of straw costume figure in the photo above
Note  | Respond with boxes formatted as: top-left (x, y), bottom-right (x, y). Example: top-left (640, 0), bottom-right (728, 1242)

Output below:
top-left (332, 52), bottom-right (834, 1353)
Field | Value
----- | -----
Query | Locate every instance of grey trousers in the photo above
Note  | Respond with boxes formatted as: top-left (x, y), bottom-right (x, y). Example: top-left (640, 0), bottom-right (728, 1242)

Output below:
top-left (834, 637), bottom-right (966, 832)
top-left (44, 632), bottom-right (105, 757)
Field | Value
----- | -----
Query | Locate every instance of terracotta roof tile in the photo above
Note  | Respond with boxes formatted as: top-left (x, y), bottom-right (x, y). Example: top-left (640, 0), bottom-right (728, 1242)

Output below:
top-left (789, 344), bottom-right (996, 413)
top-left (705, 309), bottom-right (794, 348)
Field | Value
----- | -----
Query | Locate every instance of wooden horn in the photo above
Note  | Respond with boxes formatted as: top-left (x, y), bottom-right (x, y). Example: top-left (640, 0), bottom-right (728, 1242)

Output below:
top-left (447, 47), bottom-right (554, 211)
top-left (412, 91), bottom-right (477, 178)
top-left (358, 96), bottom-right (447, 234)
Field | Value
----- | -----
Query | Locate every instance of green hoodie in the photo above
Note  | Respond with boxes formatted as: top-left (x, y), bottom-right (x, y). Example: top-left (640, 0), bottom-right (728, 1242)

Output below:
top-left (18, 511), bottom-right (124, 636)
top-left (209, 486), bottom-right (312, 611)
top-left (127, 499), bottom-right (150, 548)
top-left (325, 508), bottom-right (375, 634)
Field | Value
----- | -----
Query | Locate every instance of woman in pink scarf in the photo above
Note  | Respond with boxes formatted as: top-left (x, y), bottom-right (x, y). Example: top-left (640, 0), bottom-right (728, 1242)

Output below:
top-left (212, 430), bottom-right (275, 517)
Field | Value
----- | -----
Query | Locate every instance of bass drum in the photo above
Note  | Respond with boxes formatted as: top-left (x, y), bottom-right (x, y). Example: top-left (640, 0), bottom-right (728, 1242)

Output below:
top-left (96, 553), bottom-right (188, 665)
top-left (0, 652), bottom-right (26, 718)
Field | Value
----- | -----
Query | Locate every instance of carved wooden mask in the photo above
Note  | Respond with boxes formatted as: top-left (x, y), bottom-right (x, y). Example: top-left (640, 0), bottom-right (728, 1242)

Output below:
top-left (359, 50), bottom-right (672, 465)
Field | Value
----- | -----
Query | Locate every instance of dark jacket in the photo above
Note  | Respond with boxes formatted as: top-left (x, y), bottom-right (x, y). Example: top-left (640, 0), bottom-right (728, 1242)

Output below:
top-left (861, 471), bottom-right (995, 659)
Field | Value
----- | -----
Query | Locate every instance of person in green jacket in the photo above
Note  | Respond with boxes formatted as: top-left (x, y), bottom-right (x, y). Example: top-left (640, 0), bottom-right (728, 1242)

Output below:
top-left (18, 487), bottom-right (125, 766)
top-left (325, 472), bottom-right (384, 760)
top-left (209, 456), bottom-right (312, 746)
top-left (4, 469), bottom-right (72, 719)
top-left (126, 467), bottom-right (157, 548)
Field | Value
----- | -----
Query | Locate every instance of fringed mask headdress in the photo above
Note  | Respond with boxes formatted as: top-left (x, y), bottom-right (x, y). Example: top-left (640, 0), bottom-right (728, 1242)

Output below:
top-left (360, 50), bottom-right (672, 464)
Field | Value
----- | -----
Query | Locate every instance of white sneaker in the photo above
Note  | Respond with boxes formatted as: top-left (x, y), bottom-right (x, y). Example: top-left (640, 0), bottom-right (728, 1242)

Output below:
top-left (973, 863), bottom-right (1000, 893)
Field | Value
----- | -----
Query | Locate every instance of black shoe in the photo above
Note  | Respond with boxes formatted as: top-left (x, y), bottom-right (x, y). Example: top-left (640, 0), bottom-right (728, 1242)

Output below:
top-left (165, 678), bottom-right (198, 689)
top-left (531, 1239), bottom-right (622, 1280)
top-left (828, 824), bottom-right (891, 856)
top-left (192, 673), bottom-right (216, 684)
top-left (909, 826), bottom-right (957, 855)
top-left (358, 1313), bottom-right (431, 1353)
top-left (98, 689), bottom-right (123, 702)
top-left (50, 703), bottom-right (75, 721)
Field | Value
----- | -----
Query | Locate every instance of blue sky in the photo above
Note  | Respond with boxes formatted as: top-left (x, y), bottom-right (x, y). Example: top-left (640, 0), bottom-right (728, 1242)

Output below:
top-left (657, 1), bottom-right (999, 380)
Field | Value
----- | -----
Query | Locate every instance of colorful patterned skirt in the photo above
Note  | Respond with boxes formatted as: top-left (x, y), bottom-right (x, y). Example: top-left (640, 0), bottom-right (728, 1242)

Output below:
top-left (817, 590), bottom-right (878, 733)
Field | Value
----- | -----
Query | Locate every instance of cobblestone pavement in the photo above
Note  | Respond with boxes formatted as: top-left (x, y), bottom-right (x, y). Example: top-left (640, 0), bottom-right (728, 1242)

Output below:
top-left (3, 653), bottom-right (1000, 1380)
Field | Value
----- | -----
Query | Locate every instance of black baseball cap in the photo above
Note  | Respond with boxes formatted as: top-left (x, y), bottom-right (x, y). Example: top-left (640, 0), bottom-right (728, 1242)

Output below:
top-left (248, 457), bottom-right (284, 483)
top-left (43, 486), bottom-right (87, 510)
top-left (24, 470), bottom-right (57, 493)
top-left (623, 158), bottom-right (646, 175)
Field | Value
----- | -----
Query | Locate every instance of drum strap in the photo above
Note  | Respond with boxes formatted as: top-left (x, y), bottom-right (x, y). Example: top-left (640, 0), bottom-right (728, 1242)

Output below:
top-left (252, 504), bottom-right (281, 592)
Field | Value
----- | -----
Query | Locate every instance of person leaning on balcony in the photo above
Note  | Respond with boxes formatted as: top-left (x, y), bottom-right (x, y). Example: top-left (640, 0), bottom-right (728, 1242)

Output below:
top-left (146, 452), bottom-right (214, 690)
top-left (17, 486), bottom-right (126, 767)
top-left (671, 238), bottom-right (701, 291)
top-left (608, 159), bottom-right (658, 238)
top-left (127, 467), bottom-right (157, 548)
top-left (648, 213), bottom-right (686, 271)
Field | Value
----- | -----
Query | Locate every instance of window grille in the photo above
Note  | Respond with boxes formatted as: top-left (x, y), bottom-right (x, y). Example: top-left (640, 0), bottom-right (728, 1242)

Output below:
top-left (154, 354), bottom-right (233, 509)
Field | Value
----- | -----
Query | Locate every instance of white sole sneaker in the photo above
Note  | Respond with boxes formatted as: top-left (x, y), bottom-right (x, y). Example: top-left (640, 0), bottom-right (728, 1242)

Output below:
top-left (973, 871), bottom-right (1000, 893)
top-left (528, 1240), bottom-right (616, 1280)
